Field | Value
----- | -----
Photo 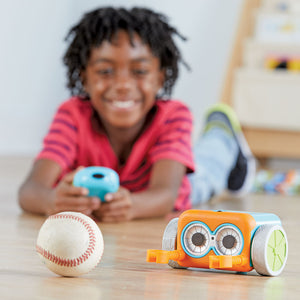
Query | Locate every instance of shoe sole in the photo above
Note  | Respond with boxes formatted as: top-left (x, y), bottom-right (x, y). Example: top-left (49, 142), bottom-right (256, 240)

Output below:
top-left (207, 103), bottom-right (256, 195)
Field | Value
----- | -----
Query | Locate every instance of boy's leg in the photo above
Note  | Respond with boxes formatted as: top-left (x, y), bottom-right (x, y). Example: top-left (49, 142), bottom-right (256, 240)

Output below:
top-left (189, 103), bottom-right (256, 206)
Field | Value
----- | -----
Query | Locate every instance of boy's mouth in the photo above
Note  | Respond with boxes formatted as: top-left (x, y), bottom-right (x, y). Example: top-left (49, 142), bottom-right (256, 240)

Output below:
top-left (104, 99), bottom-right (140, 111)
top-left (112, 100), bottom-right (135, 109)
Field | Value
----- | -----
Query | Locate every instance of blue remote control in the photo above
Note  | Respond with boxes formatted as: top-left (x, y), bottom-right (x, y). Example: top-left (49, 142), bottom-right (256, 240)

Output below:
top-left (73, 166), bottom-right (120, 202)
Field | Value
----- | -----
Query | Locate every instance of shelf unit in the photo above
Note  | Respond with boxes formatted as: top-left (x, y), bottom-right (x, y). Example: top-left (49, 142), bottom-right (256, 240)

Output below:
top-left (220, 0), bottom-right (300, 159)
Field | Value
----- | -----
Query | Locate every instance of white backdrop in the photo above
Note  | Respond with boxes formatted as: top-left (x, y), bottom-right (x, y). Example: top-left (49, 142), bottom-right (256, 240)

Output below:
top-left (0, 0), bottom-right (242, 155)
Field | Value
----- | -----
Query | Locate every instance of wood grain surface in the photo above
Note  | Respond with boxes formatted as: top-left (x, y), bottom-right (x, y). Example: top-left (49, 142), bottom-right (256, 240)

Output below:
top-left (0, 156), bottom-right (299, 299)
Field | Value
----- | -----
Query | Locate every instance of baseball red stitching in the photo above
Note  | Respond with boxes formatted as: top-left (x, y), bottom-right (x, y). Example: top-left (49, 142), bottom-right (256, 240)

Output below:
top-left (36, 214), bottom-right (98, 267)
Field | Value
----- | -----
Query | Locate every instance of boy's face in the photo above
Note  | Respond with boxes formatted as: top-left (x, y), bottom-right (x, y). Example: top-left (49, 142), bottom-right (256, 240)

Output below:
top-left (82, 30), bottom-right (164, 131)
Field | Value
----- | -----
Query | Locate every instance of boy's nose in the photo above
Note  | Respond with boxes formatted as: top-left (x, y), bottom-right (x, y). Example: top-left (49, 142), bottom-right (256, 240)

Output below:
top-left (114, 71), bottom-right (132, 90)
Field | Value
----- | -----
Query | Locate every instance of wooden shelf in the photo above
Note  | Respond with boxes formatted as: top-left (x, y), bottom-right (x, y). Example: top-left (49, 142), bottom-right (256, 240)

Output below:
top-left (243, 126), bottom-right (300, 159)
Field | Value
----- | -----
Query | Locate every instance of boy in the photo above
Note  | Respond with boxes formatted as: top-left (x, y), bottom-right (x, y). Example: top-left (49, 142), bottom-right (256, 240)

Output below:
top-left (18, 7), bottom-right (255, 222)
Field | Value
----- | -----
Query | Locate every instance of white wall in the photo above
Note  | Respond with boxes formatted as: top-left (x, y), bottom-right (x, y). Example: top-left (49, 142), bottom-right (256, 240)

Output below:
top-left (0, 0), bottom-right (242, 155)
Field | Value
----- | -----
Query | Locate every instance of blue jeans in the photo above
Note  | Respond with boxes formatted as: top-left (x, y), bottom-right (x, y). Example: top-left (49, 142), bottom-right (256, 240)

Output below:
top-left (188, 127), bottom-right (238, 206)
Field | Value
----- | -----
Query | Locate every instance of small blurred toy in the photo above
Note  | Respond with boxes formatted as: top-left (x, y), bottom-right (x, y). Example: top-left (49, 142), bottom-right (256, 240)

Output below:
top-left (252, 169), bottom-right (300, 195)
top-left (265, 55), bottom-right (300, 72)
top-left (73, 166), bottom-right (119, 202)
top-left (147, 209), bottom-right (288, 276)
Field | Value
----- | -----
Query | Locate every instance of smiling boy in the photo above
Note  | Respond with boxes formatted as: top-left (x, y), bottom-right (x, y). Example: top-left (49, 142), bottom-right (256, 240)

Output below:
top-left (18, 7), bottom-right (255, 222)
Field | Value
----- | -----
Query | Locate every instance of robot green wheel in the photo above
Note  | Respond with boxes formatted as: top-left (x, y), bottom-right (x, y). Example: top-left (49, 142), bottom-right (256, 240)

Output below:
top-left (251, 224), bottom-right (288, 276)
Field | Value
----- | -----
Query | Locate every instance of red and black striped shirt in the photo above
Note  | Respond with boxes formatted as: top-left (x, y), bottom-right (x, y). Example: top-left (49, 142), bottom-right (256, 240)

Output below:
top-left (36, 97), bottom-right (195, 210)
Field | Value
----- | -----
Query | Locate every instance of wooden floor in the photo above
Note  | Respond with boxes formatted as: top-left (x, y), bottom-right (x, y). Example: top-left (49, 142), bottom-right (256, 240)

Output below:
top-left (1, 156), bottom-right (299, 299)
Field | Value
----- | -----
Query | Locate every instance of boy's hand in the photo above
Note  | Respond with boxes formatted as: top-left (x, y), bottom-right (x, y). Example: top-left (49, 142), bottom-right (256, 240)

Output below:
top-left (49, 167), bottom-right (101, 216)
top-left (93, 186), bottom-right (134, 222)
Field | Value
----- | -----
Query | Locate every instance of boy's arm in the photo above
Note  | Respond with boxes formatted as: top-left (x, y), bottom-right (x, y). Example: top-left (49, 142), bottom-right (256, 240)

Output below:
top-left (18, 159), bottom-right (99, 215)
top-left (18, 159), bottom-right (61, 215)
top-left (131, 159), bottom-right (186, 219)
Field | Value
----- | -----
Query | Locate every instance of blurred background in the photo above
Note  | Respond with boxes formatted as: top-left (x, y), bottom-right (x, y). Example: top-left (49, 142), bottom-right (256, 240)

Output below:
top-left (0, 0), bottom-right (242, 155)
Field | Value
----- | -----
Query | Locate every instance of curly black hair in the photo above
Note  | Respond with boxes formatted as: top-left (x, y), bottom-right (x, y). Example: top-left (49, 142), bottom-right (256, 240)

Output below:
top-left (63, 6), bottom-right (188, 98)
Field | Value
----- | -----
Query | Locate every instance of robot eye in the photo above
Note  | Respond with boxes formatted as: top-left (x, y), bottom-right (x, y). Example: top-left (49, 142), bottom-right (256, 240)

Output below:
top-left (182, 222), bottom-right (211, 257)
top-left (215, 225), bottom-right (243, 256)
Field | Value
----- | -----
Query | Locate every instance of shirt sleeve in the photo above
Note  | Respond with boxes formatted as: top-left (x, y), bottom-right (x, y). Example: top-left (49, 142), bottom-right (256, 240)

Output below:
top-left (35, 101), bottom-right (78, 172)
top-left (148, 103), bottom-right (195, 173)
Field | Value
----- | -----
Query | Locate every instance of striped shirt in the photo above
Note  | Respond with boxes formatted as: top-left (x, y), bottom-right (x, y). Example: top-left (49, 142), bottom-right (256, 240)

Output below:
top-left (36, 97), bottom-right (195, 211)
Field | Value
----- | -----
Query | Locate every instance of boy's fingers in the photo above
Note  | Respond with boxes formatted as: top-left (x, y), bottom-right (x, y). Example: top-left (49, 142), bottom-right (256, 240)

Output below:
top-left (105, 187), bottom-right (128, 201)
top-left (56, 196), bottom-right (100, 211)
top-left (63, 166), bottom-right (85, 184)
top-left (65, 184), bottom-right (89, 196)
top-left (56, 183), bottom-right (88, 198)
top-left (106, 199), bottom-right (131, 211)
top-left (100, 208), bottom-right (129, 222)
top-left (91, 197), bottom-right (101, 209)
top-left (98, 198), bottom-right (131, 218)
top-left (104, 193), bottom-right (113, 201)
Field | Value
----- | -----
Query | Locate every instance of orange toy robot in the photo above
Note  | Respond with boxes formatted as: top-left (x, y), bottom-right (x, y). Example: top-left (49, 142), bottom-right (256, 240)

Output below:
top-left (147, 209), bottom-right (288, 276)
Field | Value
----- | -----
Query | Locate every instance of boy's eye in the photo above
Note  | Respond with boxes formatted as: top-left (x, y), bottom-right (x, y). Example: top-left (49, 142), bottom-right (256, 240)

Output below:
top-left (96, 68), bottom-right (113, 75)
top-left (132, 69), bottom-right (149, 75)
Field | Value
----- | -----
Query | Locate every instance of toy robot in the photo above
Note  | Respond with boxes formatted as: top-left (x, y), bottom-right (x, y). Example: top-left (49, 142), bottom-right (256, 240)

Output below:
top-left (73, 166), bottom-right (119, 202)
top-left (147, 209), bottom-right (288, 276)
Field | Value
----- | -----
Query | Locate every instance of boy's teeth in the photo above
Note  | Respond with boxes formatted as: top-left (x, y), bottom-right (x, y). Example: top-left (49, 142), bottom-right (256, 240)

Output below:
top-left (113, 100), bottom-right (135, 108)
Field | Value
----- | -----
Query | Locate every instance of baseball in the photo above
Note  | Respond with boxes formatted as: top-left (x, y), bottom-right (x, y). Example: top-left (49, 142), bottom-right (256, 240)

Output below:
top-left (36, 212), bottom-right (104, 277)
